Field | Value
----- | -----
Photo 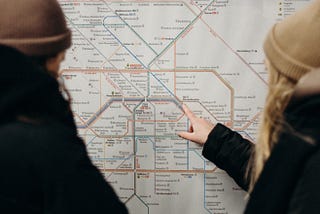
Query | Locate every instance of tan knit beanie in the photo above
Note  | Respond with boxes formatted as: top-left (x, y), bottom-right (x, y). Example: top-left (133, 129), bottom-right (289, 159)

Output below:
top-left (0, 0), bottom-right (71, 56)
top-left (263, 0), bottom-right (320, 81)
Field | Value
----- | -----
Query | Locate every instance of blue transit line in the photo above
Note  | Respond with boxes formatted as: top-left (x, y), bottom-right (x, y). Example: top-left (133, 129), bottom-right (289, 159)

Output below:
top-left (147, 137), bottom-right (156, 150)
top-left (86, 136), bottom-right (97, 146)
top-left (103, 16), bottom-right (149, 69)
top-left (239, 130), bottom-right (254, 142)
top-left (148, 72), bottom-right (180, 101)
top-left (192, 149), bottom-right (206, 161)
top-left (192, 149), bottom-right (211, 213)
top-left (101, 0), bottom-right (158, 57)
top-left (77, 97), bottom-right (182, 129)
top-left (135, 137), bottom-right (156, 151)
top-left (102, 16), bottom-right (182, 104)
top-left (104, 72), bottom-right (145, 97)
top-left (108, 11), bottom-right (158, 56)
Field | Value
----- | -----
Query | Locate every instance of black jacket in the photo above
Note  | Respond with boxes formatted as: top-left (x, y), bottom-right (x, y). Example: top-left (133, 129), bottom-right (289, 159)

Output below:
top-left (0, 45), bottom-right (128, 213)
top-left (202, 95), bottom-right (320, 213)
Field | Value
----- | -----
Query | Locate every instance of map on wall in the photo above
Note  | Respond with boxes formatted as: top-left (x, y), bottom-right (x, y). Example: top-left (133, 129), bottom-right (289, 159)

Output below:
top-left (58, 0), bottom-right (312, 213)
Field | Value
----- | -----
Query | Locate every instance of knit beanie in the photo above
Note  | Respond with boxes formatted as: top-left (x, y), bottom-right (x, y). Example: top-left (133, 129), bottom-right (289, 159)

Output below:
top-left (0, 0), bottom-right (71, 56)
top-left (263, 0), bottom-right (320, 81)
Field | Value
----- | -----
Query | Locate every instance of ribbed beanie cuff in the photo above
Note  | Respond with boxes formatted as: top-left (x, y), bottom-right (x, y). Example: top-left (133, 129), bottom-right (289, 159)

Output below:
top-left (0, 0), bottom-right (71, 56)
top-left (263, 25), bottom-right (313, 81)
top-left (263, 26), bottom-right (313, 81)
top-left (263, 0), bottom-right (320, 82)
top-left (0, 30), bottom-right (71, 56)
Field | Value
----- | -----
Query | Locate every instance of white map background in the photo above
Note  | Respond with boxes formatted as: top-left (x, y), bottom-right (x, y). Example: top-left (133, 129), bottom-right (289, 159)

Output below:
top-left (58, 0), bottom-right (312, 213)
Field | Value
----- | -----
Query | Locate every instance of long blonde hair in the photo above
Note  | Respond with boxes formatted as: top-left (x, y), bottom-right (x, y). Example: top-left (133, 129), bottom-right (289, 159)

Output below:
top-left (248, 64), bottom-right (296, 191)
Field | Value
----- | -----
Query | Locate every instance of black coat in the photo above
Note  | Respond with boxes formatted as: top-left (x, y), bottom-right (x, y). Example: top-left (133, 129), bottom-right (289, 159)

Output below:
top-left (202, 94), bottom-right (320, 213)
top-left (0, 45), bottom-right (128, 213)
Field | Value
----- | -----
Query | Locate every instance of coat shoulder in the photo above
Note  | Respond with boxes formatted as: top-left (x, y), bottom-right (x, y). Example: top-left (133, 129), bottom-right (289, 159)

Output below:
top-left (287, 146), bottom-right (320, 213)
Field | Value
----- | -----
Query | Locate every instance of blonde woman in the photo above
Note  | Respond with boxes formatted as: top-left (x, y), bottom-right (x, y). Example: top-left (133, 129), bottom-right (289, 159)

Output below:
top-left (179, 1), bottom-right (320, 213)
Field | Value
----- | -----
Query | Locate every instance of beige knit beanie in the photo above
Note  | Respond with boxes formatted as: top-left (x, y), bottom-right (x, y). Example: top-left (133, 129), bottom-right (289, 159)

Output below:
top-left (0, 0), bottom-right (71, 56)
top-left (263, 0), bottom-right (320, 81)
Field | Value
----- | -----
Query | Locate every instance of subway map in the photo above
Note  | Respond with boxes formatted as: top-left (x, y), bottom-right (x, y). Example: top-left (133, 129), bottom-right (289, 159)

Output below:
top-left (59, 0), bottom-right (312, 213)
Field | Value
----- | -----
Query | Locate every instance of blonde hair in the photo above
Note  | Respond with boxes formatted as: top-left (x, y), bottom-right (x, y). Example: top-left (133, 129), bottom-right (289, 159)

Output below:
top-left (248, 64), bottom-right (296, 191)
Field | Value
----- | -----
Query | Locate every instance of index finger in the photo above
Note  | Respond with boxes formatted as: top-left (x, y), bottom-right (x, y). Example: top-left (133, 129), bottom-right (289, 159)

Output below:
top-left (182, 104), bottom-right (197, 122)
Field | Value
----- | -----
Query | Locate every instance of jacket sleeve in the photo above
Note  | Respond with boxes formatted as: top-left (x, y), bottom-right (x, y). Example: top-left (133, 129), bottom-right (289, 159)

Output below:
top-left (202, 123), bottom-right (254, 191)
top-left (287, 148), bottom-right (320, 214)
top-left (35, 129), bottom-right (128, 214)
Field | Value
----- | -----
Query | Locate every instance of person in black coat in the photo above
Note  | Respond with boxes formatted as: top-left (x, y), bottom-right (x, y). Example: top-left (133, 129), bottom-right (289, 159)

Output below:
top-left (0, 45), bottom-right (128, 213)
top-left (179, 1), bottom-right (320, 213)
top-left (0, 0), bottom-right (128, 213)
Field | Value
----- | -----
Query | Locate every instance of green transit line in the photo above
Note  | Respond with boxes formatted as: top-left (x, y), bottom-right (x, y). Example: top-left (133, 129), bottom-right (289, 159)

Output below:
top-left (147, 0), bottom-right (216, 67)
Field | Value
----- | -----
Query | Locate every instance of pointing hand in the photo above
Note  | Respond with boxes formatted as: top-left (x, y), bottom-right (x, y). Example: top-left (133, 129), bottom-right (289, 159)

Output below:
top-left (178, 104), bottom-right (215, 145)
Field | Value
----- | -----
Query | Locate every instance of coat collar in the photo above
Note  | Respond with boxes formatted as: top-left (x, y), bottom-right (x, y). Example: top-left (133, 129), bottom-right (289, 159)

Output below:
top-left (245, 95), bottom-right (320, 213)
top-left (245, 132), bottom-right (319, 214)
